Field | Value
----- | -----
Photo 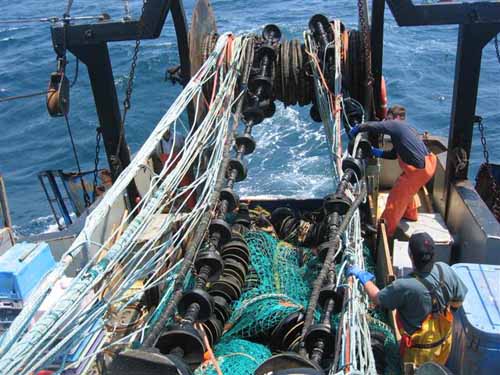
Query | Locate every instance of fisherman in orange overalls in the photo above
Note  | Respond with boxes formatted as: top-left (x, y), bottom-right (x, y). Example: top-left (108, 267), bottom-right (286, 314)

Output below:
top-left (349, 105), bottom-right (436, 237)
top-left (347, 232), bottom-right (468, 368)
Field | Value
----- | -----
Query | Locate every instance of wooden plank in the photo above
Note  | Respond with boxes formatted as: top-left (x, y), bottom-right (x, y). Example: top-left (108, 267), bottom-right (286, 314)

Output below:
top-left (376, 221), bottom-right (401, 342)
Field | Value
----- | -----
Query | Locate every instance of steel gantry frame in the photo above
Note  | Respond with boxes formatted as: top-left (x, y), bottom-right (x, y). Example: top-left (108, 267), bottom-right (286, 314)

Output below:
top-left (370, 0), bottom-right (500, 220)
top-left (50, 0), bottom-right (191, 207)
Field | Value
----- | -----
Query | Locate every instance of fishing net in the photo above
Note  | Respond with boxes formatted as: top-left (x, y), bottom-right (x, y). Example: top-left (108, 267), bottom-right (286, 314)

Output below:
top-left (194, 231), bottom-right (400, 375)
top-left (194, 338), bottom-right (271, 375)
top-left (369, 318), bottom-right (401, 375)
top-left (225, 231), bottom-right (320, 339)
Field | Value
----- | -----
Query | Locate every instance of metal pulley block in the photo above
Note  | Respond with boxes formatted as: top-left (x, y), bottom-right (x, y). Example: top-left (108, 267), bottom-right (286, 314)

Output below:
top-left (46, 71), bottom-right (70, 117)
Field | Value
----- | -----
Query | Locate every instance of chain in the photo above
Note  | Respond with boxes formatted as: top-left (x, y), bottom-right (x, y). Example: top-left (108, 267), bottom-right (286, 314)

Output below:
top-left (63, 111), bottom-right (92, 207)
top-left (476, 116), bottom-right (500, 218)
top-left (495, 34), bottom-right (500, 65)
top-left (357, 0), bottom-right (373, 81)
top-left (114, 0), bottom-right (148, 163)
top-left (92, 127), bottom-right (102, 201)
top-left (477, 116), bottom-right (491, 166)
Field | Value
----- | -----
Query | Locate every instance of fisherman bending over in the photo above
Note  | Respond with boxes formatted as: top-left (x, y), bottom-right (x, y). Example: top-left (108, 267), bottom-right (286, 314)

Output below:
top-left (349, 105), bottom-right (437, 238)
top-left (347, 232), bottom-right (467, 368)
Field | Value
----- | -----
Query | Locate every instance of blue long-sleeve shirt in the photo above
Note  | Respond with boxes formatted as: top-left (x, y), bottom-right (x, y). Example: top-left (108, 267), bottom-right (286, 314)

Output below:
top-left (358, 120), bottom-right (430, 169)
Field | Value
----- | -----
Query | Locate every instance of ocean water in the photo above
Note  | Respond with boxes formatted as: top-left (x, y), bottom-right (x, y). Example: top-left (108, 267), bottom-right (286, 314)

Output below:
top-left (0, 0), bottom-right (499, 235)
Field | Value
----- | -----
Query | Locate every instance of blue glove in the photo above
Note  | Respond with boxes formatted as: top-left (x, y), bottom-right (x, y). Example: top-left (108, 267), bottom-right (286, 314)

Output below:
top-left (346, 265), bottom-right (375, 286)
top-left (348, 125), bottom-right (360, 139)
top-left (371, 147), bottom-right (384, 158)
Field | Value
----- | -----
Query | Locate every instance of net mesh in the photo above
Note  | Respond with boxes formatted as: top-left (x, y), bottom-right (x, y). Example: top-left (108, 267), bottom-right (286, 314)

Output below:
top-left (194, 230), bottom-right (400, 375)
top-left (225, 232), bottom-right (319, 339)
top-left (194, 338), bottom-right (272, 375)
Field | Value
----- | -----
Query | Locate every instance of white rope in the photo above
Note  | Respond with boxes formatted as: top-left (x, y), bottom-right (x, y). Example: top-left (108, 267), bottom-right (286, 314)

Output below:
top-left (304, 20), bottom-right (377, 375)
top-left (0, 34), bottom-right (252, 375)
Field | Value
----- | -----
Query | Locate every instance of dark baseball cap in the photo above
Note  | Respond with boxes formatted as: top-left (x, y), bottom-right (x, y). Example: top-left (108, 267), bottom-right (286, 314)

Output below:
top-left (409, 232), bottom-right (435, 272)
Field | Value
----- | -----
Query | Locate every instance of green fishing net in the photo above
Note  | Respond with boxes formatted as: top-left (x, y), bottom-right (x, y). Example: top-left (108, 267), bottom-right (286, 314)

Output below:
top-left (193, 231), bottom-right (400, 375)
top-left (194, 338), bottom-right (271, 375)
top-left (225, 231), bottom-right (319, 339)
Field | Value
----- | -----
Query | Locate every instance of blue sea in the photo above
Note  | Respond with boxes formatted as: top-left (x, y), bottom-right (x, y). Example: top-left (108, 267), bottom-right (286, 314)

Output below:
top-left (0, 0), bottom-right (499, 235)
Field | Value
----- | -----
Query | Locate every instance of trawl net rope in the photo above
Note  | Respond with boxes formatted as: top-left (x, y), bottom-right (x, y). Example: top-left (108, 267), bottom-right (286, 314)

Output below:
top-left (0, 34), bottom-right (252, 375)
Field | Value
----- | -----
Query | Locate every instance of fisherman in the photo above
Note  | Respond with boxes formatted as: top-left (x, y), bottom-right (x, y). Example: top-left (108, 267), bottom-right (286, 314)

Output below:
top-left (349, 105), bottom-right (437, 237)
top-left (347, 232), bottom-right (467, 368)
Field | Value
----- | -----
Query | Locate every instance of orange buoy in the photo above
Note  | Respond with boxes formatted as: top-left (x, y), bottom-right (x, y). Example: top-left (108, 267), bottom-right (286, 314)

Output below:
top-left (377, 75), bottom-right (388, 120)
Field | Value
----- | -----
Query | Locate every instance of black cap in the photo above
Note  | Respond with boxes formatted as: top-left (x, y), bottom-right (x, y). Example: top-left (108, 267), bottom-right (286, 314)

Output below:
top-left (409, 232), bottom-right (435, 272)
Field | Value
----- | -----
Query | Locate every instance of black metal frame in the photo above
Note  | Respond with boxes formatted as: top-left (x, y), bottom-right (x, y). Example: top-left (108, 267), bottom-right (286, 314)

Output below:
top-left (371, 0), bottom-right (500, 219)
top-left (50, 0), bottom-right (190, 207)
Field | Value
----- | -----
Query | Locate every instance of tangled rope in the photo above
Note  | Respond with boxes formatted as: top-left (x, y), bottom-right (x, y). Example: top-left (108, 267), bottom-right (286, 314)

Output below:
top-left (0, 33), bottom-right (253, 375)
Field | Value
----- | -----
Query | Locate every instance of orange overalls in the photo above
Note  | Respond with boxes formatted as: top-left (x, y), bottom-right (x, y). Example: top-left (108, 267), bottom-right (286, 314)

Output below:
top-left (382, 153), bottom-right (437, 237)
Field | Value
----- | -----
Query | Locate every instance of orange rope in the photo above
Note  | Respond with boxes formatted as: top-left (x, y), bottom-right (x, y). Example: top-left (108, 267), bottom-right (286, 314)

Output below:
top-left (195, 323), bottom-right (223, 375)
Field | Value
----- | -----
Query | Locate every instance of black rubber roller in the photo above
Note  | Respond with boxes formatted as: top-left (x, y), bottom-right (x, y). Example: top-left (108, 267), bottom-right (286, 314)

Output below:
top-left (227, 158), bottom-right (248, 182)
top-left (210, 275), bottom-right (243, 302)
top-left (212, 295), bottom-right (232, 323)
top-left (261, 99), bottom-right (276, 118)
top-left (219, 188), bottom-right (239, 212)
top-left (254, 352), bottom-right (323, 375)
top-left (308, 14), bottom-right (331, 37)
top-left (221, 239), bottom-right (250, 263)
top-left (243, 100), bottom-right (265, 125)
top-left (310, 104), bottom-right (322, 123)
top-left (178, 288), bottom-right (213, 322)
top-left (155, 324), bottom-right (205, 370)
top-left (209, 218), bottom-right (233, 245)
top-left (317, 240), bottom-right (343, 263)
top-left (194, 250), bottom-right (224, 282)
top-left (270, 207), bottom-right (295, 229)
top-left (223, 259), bottom-right (247, 286)
top-left (342, 156), bottom-right (364, 182)
top-left (262, 24), bottom-right (282, 43)
top-left (270, 312), bottom-right (304, 352)
top-left (304, 323), bottom-right (335, 357)
top-left (109, 349), bottom-right (194, 375)
top-left (323, 192), bottom-right (351, 216)
top-left (235, 134), bottom-right (256, 155)
top-left (201, 315), bottom-right (224, 347)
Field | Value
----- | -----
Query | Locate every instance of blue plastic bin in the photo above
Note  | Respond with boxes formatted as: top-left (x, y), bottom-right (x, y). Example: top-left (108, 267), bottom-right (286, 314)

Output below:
top-left (0, 242), bottom-right (55, 301)
top-left (448, 263), bottom-right (500, 374)
top-left (0, 242), bottom-right (55, 330)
